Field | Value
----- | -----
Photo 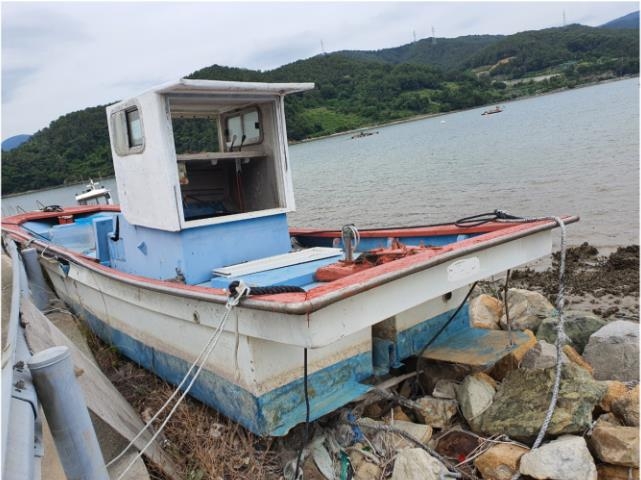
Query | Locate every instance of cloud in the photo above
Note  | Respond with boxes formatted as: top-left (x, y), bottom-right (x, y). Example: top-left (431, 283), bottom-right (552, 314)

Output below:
top-left (1, 1), bottom-right (637, 139)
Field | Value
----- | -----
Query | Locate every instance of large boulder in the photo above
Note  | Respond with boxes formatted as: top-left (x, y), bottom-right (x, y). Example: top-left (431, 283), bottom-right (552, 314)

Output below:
top-left (476, 363), bottom-right (606, 441)
top-left (499, 288), bottom-right (555, 331)
top-left (519, 435), bottom-right (597, 480)
top-left (469, 294), bottom-right (503, 330)
top-left (536, 310), bottom-right (606, 353)
top-left (456, 374), bottom-right (496, 431)
top-left (391, 448), bottom-right (448, 480)
top-left (521, 340), bottom-right (568, 370)
top-left (589, 418), bottom-right (639, 467)
top-left (583, 320), bottom-right (639, 381)
top-left (474, 443), bottom-right (529, 480)
top-left (612, 384), bottom-right (639, 426)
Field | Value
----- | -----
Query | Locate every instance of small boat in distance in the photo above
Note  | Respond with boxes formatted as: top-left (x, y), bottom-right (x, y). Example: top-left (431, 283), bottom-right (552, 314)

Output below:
top-left (482, 106), bottom-right (504, 115)
top-left (351, 130), bottom-right (379, 139)
top-left (74, 179), bottom-right (113, 206)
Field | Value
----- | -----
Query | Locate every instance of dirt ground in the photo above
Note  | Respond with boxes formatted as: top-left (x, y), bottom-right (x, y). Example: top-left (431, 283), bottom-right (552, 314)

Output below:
top-left (508, 243), bottom-right (639, 321)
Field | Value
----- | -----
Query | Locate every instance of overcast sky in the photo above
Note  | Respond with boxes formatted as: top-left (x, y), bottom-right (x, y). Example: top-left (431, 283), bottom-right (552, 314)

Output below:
top-left (1, 1), bottom-right (637, 140)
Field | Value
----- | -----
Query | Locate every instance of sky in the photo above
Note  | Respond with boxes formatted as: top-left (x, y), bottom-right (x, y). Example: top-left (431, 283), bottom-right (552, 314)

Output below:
top-left (1, 1), bottom-right (637, 140)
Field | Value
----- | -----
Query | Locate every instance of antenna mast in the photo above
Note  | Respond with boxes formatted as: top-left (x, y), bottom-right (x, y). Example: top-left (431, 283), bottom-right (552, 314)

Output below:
top-left (563, 10), bottom-right (566, 26)
top-left (320, 39), bottom-right (326, 55)
top-left (431, 26), bottom-right (436, 45)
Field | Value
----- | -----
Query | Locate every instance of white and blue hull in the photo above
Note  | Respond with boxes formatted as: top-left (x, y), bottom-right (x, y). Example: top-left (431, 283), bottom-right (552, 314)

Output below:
top-left (38, 227), bottom-right (551, 435)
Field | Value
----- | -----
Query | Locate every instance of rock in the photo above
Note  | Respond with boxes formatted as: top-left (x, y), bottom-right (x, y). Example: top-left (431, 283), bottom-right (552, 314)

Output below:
top-left (562, 345), bottom-right (593, 374)
top-left (419, 359), bottom-right (474, 395)
top-left (488, 329), bottom-right (537, 381)
top-left (456, 374), bottom-right (495, 431)
top-left (612, 384), bottom-right (639, 426)
top-left (363, 401), bottom-right (386, 419)
top-left (583, 320), bottom-right (639, 381)
top-left (589, 418), bottom-right (639, 467)
top-left (500, 288), bottom-right (555, 331)
top-left (519, 435), bottom-right (597, 480)
top-left (536, 311), bottom-right (606, 353)
top-left (432, 379), bottom-right (458, 399)
top-left (387, 420), bottom-right (432, 450)
top-left (358, 418), bottom-right (432, 452)
top-left (391, 448), bottom-right (448, 480)
top-left (596, 464), bottom-right (640, 480)
top-left (473, 443), bottom-right (529, 480)
top-left (348, 445), bottom-right (368, 471)
top-left (387, 406), bottom-right (412, 423)
top-left (354, 462), bottom-right (381, 480)
top-left (477, 363), bottom-right (606, 441)
top-left (599, 381), bottom-right (629, 412)
top-left (470, 295), bottom-right (503, 330)
top-left (597, 412), bottom-right (623, 426)
top-left (521, 340), bottom-right (569, 370)
top-left (435, 430), bottom-right (480, 463)
top-left (414, 396), bottom-right (458, 429)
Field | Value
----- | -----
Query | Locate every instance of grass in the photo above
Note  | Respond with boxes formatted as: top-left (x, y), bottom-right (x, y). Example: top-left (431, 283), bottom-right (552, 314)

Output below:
top-left (87, 334), bottom-right (282, 479)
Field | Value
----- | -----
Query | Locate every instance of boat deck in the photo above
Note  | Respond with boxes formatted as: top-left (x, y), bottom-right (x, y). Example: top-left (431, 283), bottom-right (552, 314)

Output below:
top-left (16, 210), bottom-right (488, 292)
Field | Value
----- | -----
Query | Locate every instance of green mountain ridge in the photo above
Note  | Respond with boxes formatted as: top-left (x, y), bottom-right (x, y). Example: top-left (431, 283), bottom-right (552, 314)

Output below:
top-left (2, 20), bottom-right (638, 195)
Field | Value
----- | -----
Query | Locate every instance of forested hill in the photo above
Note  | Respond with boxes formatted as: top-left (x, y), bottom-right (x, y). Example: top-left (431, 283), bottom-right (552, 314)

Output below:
top-left (2, 22), bottom-right (638, 195)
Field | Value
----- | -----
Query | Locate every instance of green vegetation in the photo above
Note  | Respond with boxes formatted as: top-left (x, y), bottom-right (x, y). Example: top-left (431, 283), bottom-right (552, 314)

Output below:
top-left (2, 23), bottom-right (638, 195)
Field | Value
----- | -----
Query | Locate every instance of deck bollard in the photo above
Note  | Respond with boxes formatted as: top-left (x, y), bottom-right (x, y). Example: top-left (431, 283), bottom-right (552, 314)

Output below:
top-left (28, 346), bottom-right (109, 480)
top-left (21, 248), bottom-right (50, 310)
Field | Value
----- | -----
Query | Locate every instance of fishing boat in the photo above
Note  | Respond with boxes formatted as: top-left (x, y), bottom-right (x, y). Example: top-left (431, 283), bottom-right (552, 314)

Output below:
top-left (482, 106), bottom-right (504, 115)
top-left (75, 179), bottom-right (113, 206)
top-left (2, 79), bottom-right (576, 436)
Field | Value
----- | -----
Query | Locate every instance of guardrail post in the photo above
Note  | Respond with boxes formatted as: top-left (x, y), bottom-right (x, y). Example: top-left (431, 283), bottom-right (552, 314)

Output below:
top-left (28, 346), bottom-right (108, 480)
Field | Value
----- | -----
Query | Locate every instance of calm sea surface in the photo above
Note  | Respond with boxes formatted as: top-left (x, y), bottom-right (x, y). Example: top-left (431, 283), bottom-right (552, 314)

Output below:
top-left (3, 78), bottom-right (639, 247)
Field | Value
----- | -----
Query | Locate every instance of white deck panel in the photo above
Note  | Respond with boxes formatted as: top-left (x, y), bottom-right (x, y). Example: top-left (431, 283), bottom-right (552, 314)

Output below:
top-left (212, 247), bottom-right (342, 277)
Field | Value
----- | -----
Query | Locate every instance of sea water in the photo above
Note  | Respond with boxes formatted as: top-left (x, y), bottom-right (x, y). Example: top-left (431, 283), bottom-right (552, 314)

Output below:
top-left (3, 78), bottom-right (638, 247)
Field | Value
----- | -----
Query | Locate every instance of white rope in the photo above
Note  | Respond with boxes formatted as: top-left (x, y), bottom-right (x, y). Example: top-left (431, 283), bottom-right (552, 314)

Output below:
top-left (502, 215), bottom-right (567, 480)
top-left (109, 282), bottom-right (250, 479)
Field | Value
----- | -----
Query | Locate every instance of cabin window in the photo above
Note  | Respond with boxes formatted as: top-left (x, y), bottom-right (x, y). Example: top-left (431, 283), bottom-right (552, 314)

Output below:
top-left (126, 109), bottom-right (143, 147)
top-left (224, 107), bottom-right (262, 148)
top-left (111, 104), bottom-right (145, 156)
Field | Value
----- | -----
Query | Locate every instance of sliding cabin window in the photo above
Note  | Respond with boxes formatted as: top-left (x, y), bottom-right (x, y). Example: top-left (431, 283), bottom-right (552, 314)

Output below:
top-left (111, 105), bottom-right (145, 156)
top-left (224, 107), bottom-right (262, 148)
top-left (168, 100), bottom-right (283, 224)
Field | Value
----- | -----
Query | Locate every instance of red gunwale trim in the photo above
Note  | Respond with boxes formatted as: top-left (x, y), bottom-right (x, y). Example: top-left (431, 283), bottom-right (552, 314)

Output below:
top-left (2, 206), bottom-right (578, 315)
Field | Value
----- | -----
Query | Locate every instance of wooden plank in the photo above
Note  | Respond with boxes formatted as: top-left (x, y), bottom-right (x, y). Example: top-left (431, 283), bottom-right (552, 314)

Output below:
top-left (21, 297), bottom-right (180, 480)
top-left (421, 328), bottom-right (530, 367)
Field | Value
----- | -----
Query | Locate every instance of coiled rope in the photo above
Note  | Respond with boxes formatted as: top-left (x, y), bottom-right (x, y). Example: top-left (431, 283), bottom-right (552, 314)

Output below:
top-left (110, 281), bottom-right (251, 479)
top-left (227, 280), bottom-right (305, 295)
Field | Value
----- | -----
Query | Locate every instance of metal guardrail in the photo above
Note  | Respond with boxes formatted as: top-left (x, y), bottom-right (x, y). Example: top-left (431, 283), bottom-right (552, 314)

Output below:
top-left (1, 238), bottom-right (43, 480)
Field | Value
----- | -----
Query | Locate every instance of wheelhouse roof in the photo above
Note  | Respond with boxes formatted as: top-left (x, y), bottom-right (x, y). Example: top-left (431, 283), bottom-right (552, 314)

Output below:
top-left (152, 78), bottom-right (315, 97)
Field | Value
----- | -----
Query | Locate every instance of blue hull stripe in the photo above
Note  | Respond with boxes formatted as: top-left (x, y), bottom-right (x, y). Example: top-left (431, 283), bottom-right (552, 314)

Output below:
top-left (72, 302), bottom-right (372, 436)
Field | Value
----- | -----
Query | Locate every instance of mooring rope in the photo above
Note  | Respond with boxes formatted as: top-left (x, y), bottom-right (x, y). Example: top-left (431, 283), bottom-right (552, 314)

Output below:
top-left (110, 281), bottom-right (250, 479)
top-left (499, 214), bottom-right (567, 480)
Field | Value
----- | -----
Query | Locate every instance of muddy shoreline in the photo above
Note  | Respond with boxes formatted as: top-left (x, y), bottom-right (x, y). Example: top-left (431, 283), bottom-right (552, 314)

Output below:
top-left (489, 243), bottom-right (640, 322)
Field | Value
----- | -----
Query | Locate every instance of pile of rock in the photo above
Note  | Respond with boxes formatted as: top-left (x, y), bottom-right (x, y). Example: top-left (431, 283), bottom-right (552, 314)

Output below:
top-left (291, 288), bottom-right (639, 480)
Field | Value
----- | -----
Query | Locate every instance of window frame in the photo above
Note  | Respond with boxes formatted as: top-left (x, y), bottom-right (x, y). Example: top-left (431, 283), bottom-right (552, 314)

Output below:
top-left (111, 103), bottom-right (146, 156)
top-left (222, 106), bottom-right (263, 150)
